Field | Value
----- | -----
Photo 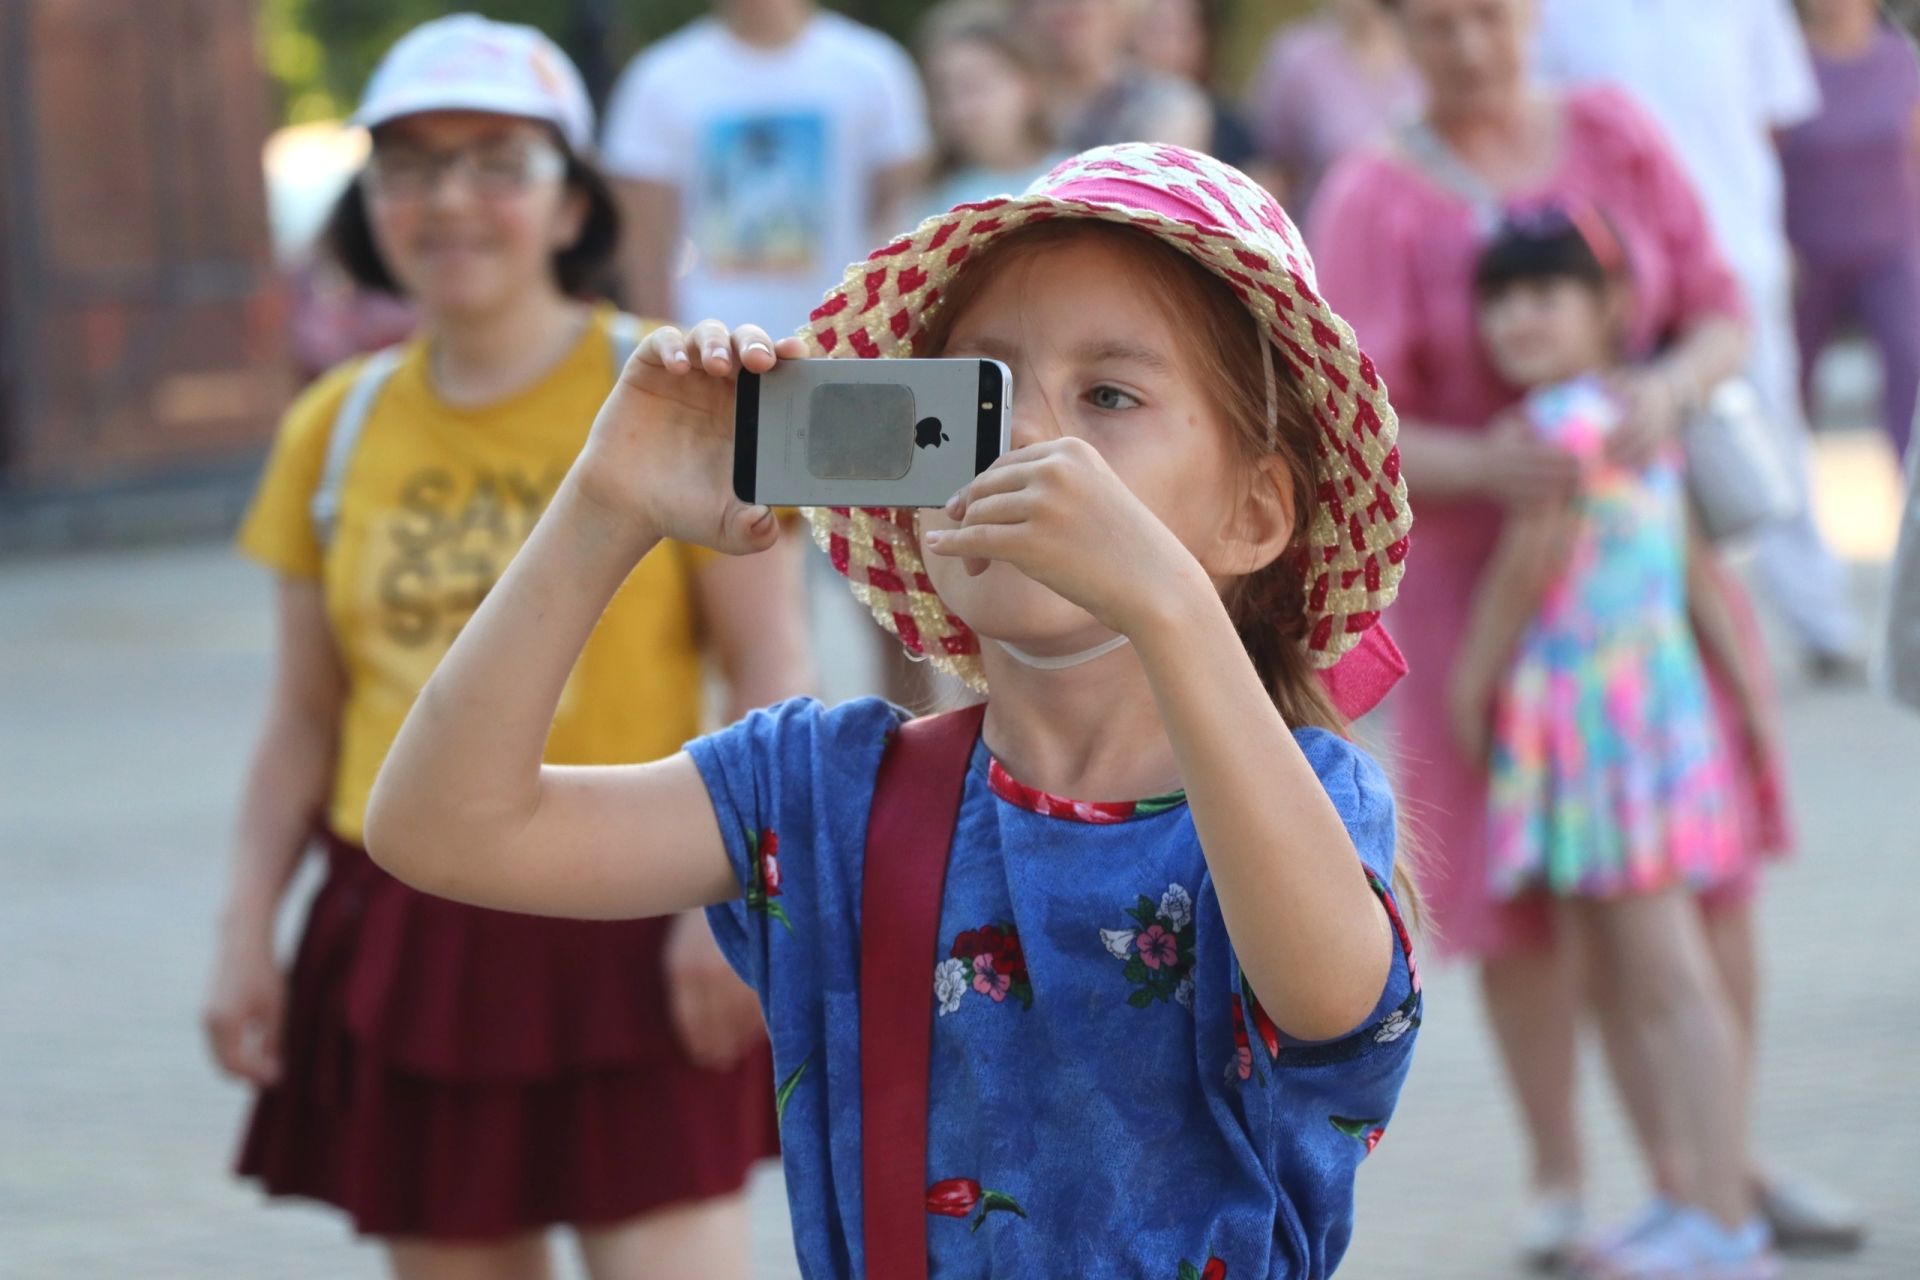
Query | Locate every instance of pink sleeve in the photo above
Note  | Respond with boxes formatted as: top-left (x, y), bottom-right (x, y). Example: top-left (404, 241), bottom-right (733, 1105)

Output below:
top-left (1584, 88), bottom-right (1746, 330)
top-left (1307, 153), bottom-right (1421, 398)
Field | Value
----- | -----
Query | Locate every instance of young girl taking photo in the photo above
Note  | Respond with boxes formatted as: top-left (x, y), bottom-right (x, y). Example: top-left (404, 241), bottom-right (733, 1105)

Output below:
top-left (367, 145), bottom-right (1420, 1277)
top-left (1448, 205), bottom-right (1780, 1279)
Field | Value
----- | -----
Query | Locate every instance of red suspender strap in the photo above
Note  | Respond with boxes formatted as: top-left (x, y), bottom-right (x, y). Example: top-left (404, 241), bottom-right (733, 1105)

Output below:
top-left (859, 703), bottom-right (986, 1280)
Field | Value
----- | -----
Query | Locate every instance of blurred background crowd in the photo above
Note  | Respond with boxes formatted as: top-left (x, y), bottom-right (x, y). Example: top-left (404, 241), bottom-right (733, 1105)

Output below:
top-left (2, 1), bottom-right (1917, 1278)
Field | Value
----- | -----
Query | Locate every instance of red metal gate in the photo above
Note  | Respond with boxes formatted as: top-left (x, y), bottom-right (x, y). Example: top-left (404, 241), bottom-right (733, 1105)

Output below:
top-left (0, 0), bottom-right (288, 493)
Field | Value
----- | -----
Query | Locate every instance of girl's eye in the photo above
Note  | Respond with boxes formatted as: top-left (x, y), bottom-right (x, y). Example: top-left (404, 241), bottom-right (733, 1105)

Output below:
top-left (1088, 384), bottom-right (1141, 411)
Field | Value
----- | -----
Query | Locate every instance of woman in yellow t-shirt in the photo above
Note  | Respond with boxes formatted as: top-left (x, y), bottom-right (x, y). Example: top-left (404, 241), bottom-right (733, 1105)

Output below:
top-left (200, 19), bottom-right (810, 1279)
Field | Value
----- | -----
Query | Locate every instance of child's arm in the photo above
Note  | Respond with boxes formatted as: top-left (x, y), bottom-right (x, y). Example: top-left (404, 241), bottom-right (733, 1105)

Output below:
top-left (363, 322), bottom-right (806, 921)
top-left (1684, 519), bottom-right (1774, 762)
top-left (931, 439), bottom-right (1387, 1041)
top-left (204, 578), bottom-right (342, 1084)
top-left (1446, 502), bottom-right (1581, 762)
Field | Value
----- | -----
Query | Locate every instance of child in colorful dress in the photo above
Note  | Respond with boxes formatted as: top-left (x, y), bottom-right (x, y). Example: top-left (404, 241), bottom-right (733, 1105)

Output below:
top-left (1447, 204), bottom-right (1778, 1278)
top-left (365, 144), bottom-right (1420, 1278)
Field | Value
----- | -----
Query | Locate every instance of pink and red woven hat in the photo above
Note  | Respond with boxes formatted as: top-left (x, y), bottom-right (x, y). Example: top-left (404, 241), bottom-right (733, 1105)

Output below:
top-left (800, 143), bottom-right (1411, 700)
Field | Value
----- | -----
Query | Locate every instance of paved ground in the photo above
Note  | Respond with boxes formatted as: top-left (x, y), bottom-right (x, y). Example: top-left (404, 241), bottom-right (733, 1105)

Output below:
top-left (2, 431), bottom-right (1916, 1278)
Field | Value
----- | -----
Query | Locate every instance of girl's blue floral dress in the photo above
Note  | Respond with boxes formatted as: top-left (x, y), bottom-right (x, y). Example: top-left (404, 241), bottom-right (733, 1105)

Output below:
top-left (691, 697), bottom-right (1421, 1279)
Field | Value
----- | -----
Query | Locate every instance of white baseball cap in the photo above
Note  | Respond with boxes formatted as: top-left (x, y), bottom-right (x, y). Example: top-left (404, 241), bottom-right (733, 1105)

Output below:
top-left (353, 14), bottom-right (594, 153)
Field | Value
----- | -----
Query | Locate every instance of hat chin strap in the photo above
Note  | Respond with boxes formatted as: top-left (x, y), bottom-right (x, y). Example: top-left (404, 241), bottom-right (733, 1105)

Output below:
top-left (1259, 323), bottom-right (1280, 449)
top-left (996, 633), bottom-right (1133, 670)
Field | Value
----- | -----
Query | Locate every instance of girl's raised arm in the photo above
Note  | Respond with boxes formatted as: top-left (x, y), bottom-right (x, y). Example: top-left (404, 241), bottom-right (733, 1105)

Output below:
top-left (364, 321), bottom-right (806, 921)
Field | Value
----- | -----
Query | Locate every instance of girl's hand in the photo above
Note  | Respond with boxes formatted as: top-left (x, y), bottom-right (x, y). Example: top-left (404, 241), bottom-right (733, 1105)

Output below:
top-left (1477, 411), bottom-right (1583, 509)
top-left (1605, 365), bottom-right (1689, 469)
top-left (924, 437), bottom-right (1201, 637)
top-left (202, 926), bottom-right (285, 1087)
top-left (574, 320), bottom-right (805, 554)
top-left (663, 911), bottom-right (765, 1072)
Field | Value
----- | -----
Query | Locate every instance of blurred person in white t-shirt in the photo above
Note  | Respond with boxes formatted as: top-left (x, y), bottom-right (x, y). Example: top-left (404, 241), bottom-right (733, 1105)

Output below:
top-left (1535, 0), bottom-right (1866, 678)
top-left (603, 0), bottom-right (931, 334)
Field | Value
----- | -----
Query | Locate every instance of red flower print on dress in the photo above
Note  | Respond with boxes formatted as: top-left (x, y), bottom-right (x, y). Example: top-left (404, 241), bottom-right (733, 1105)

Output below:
top-left (953, 924), bottom-right (1028, 986)
top-left (1329, 1115), bottom-right (1387, 1156)
top-left (926, 1177), bottom-right (1027, 1232)
top-left (1177, 1258), bottom-right (1228, 1280)
top-left (1138, 925), bottom-right (1179, 970)
top-left (971, 953), bottom-right (1012, 1001)
top-left (1243, 976), bottom-right (1281, 1060)
top-left (1228, 996), bottom-right (1255, 1082)
top-left (935, 922), bottom-right (1034, 1014)
top-left (926, 1178), bottom-right (980, 1217)
top-left (1102, 885), bottom-right (1197, 1009)
top-left (1227, 974), bottom-right (1283, 1086)
top-left (759, 832), bottom-right (782, 897)
top-left (744, 828), bottom-right (791, 933)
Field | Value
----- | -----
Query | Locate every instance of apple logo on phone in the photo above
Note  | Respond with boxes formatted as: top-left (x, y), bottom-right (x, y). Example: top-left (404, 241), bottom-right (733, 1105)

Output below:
top-left (914, 416), bottom-right (949, 449)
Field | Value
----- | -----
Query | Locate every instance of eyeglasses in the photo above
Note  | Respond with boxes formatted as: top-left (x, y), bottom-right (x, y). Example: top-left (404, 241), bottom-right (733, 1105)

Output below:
top-left (363, 140), bottom-right (567, 200)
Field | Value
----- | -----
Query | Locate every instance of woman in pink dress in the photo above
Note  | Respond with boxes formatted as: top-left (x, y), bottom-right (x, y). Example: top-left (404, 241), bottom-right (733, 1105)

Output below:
top-left (1311, 0), bottom-right (1818, 1271)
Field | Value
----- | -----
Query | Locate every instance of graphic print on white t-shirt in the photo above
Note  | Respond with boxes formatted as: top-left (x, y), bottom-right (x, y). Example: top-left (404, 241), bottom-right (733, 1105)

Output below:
top-left (601, 13), bottom-right (931, 331)
top-left (697, 113), bottom-right (828, 278)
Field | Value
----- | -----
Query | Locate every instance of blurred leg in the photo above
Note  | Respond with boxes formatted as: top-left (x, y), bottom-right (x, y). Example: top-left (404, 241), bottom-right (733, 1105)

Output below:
top-left (1791, 255), bottom-right (1850, 431)
top-left (387, 1235), bottom-right (552, 1280)
top-left (1566, 889), bottom-right (1751, 1225)
top-left (1480, 945), bottom-right (1585, 1195)
top-left (1852, 249), bottom-right (1920, 461)
top-left (1747, 265), bottom-right (1861, 659)
top-left (1700, 897), bottom-right (1758, 1063)
top-left (577, 1194), bottom-right (752, 1280)
top-left (1603, 894), bottom-right (1758, 1199)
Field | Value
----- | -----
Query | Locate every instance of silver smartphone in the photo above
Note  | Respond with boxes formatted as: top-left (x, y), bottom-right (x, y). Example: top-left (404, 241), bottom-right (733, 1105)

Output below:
top-left (733, 358), bottom-right (1012, 508)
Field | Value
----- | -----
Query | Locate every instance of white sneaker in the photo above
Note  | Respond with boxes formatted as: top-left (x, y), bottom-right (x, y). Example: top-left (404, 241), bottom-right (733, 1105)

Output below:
top-left (1519, 1188), bottom-right (1587, 1272)
top-left (1572, 1198), bottom-right (1678, 1276)
top-left (1587, 1208), bottom-right (1782, 1280)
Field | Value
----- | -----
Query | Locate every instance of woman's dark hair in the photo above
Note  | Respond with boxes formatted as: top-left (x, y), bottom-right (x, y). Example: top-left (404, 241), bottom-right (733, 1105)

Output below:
top-left (325, 142), bottom-right (622, 298)
top-left (1473, 202), bottom-right (1626, 299)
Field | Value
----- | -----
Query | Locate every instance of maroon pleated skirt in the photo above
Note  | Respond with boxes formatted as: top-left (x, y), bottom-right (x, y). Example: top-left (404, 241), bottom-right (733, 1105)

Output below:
top-left (236, 832), bottom-right (778, 1239)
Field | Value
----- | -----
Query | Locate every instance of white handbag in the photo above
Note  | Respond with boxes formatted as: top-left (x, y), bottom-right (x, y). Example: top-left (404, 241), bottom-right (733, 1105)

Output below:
top-left (1681, 379), bottom-right (1800, 544)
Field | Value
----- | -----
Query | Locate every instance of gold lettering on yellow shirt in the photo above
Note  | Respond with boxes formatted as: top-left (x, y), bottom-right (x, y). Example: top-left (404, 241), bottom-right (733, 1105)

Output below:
top-left (377, 463), bottom-right (566, 647)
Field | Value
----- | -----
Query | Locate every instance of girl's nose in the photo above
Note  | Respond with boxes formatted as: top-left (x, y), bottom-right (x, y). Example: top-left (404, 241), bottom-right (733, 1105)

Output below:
top-left (1007, 389), bottom-right (1059, 451)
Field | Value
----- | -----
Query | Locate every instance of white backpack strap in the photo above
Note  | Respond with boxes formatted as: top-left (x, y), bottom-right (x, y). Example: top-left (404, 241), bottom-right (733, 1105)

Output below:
top-left (606, 312), bottom-right (648, 378)
top-left (310, 346), bottom-right (406, 549)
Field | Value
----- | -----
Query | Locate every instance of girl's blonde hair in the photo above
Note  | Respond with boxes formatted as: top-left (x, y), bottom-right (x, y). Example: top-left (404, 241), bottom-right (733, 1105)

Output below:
top-left (919, 220), bottom-right (1425, 927)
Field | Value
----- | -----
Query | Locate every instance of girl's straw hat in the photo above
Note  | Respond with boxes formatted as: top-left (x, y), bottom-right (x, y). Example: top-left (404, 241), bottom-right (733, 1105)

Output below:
top-left (801, 143), bottom-right (1410, 690)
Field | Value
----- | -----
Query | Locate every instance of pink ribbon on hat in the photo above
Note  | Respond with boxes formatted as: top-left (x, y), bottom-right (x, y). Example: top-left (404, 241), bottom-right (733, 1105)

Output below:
top-left (1315, 625), bottom-right (1407, 721)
